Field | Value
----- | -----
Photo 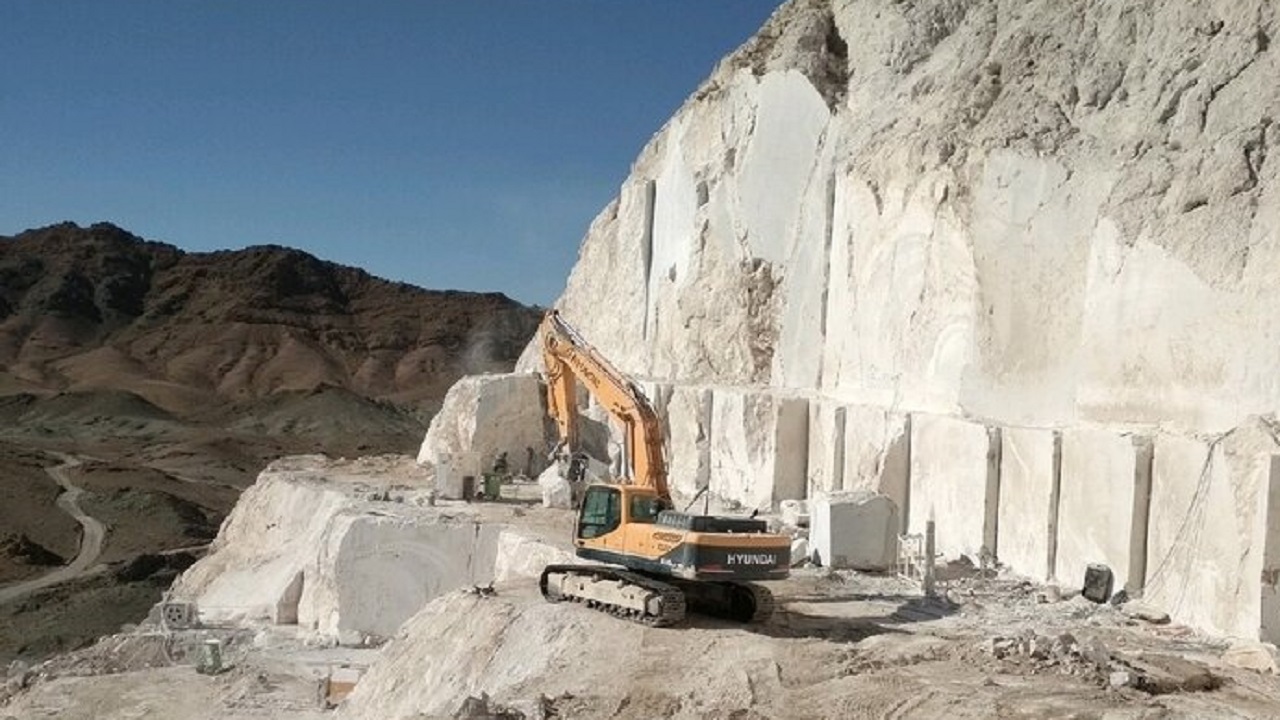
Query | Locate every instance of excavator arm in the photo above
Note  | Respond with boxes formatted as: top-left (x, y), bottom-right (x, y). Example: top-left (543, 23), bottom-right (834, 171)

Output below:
top-left (539, 310), bottom-right (669, 504)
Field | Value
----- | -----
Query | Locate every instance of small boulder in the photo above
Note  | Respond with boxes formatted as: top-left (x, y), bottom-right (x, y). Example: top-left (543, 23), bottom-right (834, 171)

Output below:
top-left (983, 636), bottom-right (1017, 659)
top-left (1121, 603), bottom-right (1170, 625)
top-left (1027, 634), bottom-right (1054, 660)
top-left (1109, 670), bottom-right (1134, 689)
top-left (1051, 632), bottom-right (1078, 658)
top-left (1078, 637), bottom-right (1111, 669)
top-left (1082, 564), bottom-right (1114, 604)
top-left (789, 537), bottom-right (810, 566)
top-left (537, 465), bottom-right (574, 509)
top-left (1122, 654), bottom-right (1220, 694)
top-left (1222, 641), bottom-right (1279, 675)
top-left (779, 499), bottom-right (810, 528)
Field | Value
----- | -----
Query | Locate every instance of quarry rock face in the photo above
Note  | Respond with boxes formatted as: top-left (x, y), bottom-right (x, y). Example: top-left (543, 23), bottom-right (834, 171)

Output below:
top-left (530, 0), bottom-right (1280, 437)
top-left (426, 0), bottom-right (1280, 641)
top-left (664, 385), bottom-right (713, 504)
top-left (417, 372), bottom-right (548, 481)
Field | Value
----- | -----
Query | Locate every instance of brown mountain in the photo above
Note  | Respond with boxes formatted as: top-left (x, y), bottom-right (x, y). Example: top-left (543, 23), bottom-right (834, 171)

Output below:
top-left (0, 222), bottom-right (540, 415)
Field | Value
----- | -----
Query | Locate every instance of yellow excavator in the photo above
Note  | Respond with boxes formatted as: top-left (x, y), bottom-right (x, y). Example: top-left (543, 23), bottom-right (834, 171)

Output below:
top-left (536, 310), bottom-right (790, 626)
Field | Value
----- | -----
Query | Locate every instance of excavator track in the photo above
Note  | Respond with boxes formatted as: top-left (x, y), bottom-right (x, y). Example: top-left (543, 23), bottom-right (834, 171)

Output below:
top-left (540, 564), bottom-right (686, 627)
top-left (541, 565), bottom-right (776, 626)
top-left (672, 579), bottom-right (775, 624)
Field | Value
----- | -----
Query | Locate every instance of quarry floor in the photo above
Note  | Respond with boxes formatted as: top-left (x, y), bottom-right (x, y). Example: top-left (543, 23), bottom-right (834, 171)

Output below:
top-left (4, 499), bottom-right (1279, 720)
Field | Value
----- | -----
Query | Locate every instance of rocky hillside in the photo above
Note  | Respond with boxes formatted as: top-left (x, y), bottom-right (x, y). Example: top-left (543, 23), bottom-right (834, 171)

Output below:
top-left (524, 0), bottom-right (1280, 435)
top-left (0, 222), bottom-right (540, 416)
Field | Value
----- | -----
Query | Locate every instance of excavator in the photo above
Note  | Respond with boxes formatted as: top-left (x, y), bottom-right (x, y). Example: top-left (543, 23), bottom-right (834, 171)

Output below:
top-left (536, 310), bottom-right (790, 626)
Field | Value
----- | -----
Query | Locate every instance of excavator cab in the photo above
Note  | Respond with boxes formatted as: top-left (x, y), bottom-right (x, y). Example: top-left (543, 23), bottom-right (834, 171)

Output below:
top-left (576, 485), bottom-right (621, 539)
top-left (574, 484), bottom-right (664, 541)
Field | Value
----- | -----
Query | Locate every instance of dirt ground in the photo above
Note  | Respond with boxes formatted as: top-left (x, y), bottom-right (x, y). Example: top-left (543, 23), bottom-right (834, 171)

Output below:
top-left (337, 567), bottom-right (1280, 720)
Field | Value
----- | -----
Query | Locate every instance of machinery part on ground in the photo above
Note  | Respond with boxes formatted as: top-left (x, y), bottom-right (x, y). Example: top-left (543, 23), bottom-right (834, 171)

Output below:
top-left (669, 578), bottom-right (775, 624)
top-left (540, 564), bottom-right (776, 626)
top-left (541, 564), bottom-right (686, 627)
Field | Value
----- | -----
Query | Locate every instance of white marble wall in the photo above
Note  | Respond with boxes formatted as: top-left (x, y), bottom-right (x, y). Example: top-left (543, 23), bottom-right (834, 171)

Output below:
top-left (1057, 428), bottom-right (1150, 593)
top-left (1146, 427), bottom-right (1280, 641)
top-left (908, 414), bottom-right (998, 561)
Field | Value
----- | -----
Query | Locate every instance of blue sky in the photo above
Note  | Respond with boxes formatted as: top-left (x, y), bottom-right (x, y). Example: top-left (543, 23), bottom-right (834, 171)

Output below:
top-left (1, 1), bottom-right (783, 305)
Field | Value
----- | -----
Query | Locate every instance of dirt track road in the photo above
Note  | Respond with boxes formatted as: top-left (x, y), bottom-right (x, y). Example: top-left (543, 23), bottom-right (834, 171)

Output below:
top-left (0, 452), bottom-right (107, 604)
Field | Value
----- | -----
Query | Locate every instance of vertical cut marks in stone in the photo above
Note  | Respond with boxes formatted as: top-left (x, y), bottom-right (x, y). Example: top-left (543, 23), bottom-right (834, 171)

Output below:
top-left (996, 428), bottom-right (1059, 581)
top-left (641, 179), bottom-right (657, 341)
top-left (908, 413), bottom-right (997, 561)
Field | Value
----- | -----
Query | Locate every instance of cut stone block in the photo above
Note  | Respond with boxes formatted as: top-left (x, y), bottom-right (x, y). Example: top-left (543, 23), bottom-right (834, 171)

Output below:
top-left (1057, 427), bottom-right (1151, 594)
top-left (172, 461), bottom-right (514, 642)
top-left (170, 470), bottom-right (354, 628)
top-left (807, 399), bottom-right (846, 497)
top-left (1146, 427), bottom-right (1280, 641)
top-left (790, 536), bottom-right (811, 566)
top-left (537, 464), bottom-right (573, 509)
top-left (417, 373), bottom-right (548, 480)
top-left (811, 491), bottom-right (898, 571)
top-left (491, 529), bottom-right (581, 582)
top-left (665, 386), bottom-right (712, 504)
top-left (908, 414), bottom-right (999, 562)
top-left (708, 388), bottom-right (808, 511)
top-left (997, 428), bottom-right (1060, 580)
top-left (301, 513), bottom-right (502, 640)
top-left (843, 407), bottom-right (911, 532)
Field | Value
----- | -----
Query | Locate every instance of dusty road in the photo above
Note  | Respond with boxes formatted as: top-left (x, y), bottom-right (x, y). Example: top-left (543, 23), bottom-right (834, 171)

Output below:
top-left (0, 452), bottom-right (106, 604)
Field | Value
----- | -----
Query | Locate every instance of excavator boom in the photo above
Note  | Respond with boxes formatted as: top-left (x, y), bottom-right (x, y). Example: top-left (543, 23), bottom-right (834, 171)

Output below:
top-left (540, 310), bottom-right (669, 501)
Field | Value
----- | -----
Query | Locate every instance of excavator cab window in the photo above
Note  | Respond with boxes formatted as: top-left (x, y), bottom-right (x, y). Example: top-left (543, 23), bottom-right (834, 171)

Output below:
top-left (577, 486), bottom-right (621, 539)
top-left (629, 495), bottom-right (664, 524)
